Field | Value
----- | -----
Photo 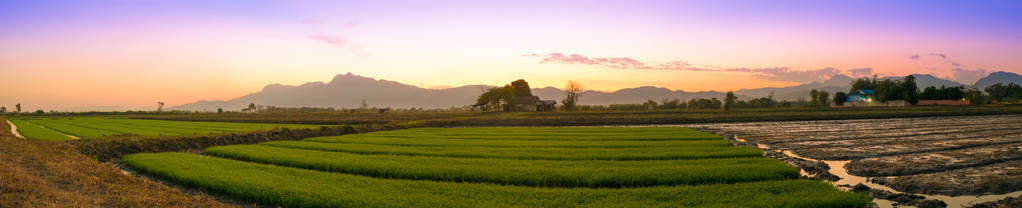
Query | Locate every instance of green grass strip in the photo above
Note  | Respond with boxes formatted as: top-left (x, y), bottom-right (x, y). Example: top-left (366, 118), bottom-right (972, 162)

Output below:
top-left (125, 152), bottom-right (872, 208)
top-left (263, 140), bottom-right (762, 160)
top-left (21, 118), bottom-right (119, 138)
top-left (207, 145), bottom-right (797, 187)
top-left (41, 118), bottom-right (171, 136)
top-left (18, 117), bottom-right (329, 139)
top-left (302, 135), bottom-right (735, 148)
top-left (357, 128), bottom-right (723, 141)
top-left (9, 119), bottom-right (74, 141)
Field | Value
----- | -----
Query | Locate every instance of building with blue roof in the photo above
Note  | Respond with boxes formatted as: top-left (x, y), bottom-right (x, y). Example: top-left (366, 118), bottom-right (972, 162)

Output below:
top-left (847, 89), bottom-right (874, 102)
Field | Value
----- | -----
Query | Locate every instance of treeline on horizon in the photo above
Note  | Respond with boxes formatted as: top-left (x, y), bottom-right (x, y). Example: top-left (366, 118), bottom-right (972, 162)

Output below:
top-left (818, 75), bottom-right (1022, 107)
top-left (6, 77), bottom-right (1022, 116)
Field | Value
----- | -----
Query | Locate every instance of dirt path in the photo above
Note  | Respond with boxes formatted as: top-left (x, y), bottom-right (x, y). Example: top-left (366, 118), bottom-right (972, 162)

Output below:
top-left (7, 119), bottom-right (24, 139)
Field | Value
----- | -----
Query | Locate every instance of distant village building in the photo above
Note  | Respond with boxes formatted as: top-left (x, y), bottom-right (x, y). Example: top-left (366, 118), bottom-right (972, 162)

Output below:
top-left (846, 89), bottom-right (874, 103)
top-left (515, 96), bottom-right (556, 112)
top-left (840, 89), bottom-right (910, 107)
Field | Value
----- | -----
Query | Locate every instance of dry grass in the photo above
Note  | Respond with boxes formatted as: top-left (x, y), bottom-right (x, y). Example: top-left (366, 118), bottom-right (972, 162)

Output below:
top-left (0, 117), bottom-right (231, 208)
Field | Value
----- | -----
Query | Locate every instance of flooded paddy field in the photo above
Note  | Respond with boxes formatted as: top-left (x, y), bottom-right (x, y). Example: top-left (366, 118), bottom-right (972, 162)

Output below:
top-left (688, 114), bottom-right (1022, 208)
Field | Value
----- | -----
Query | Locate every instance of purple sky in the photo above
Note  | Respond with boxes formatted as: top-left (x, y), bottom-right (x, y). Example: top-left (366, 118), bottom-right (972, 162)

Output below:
top-left (1, 0), bottom-right (1020, 110)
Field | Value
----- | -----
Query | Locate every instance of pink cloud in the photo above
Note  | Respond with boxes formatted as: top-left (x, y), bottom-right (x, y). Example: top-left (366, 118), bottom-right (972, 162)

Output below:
top-left (309, 33), bottom-right (347, 47)
top-left (846, 68), bottom-right (873, 77)
top-left (527, 52), bottom-right (854, 83)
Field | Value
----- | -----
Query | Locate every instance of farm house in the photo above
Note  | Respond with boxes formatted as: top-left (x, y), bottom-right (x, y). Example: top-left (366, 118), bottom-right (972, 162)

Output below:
top-left (514, 96), bottom-right (557, 112)
top-left (846, 89), bottom-right (874, 103)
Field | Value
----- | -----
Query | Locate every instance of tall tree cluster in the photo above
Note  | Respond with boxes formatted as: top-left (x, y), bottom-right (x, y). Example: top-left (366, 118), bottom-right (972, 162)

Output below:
top-left (984, 83), bottom-right (1022, 102)
top-left (723, 91), bottom-right (737, 111)
top-left (475, 79), bottom-right (534, 112)
top-left (921, 86), bottom-right (965, 100)
top-left (846, 75), bottom-right (920, 104)
top-left (809, 90), bottom-right (830, 107)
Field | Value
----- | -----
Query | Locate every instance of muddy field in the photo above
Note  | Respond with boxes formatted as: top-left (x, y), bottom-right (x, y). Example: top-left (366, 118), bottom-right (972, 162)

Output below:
top-left (688, 114), bottom-right (1022, 207)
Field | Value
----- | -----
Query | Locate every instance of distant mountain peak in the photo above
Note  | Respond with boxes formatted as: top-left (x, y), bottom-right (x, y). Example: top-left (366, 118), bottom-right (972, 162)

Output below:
top-left (988, 71), bottom-right (1021, 77)
top-left (822, 74), bottom-right (854, 86)
top-left (976, 71), bottom-right (1022, 89)
top-left (331, 72), bottom-right (373, 83)
top-left (260, 83), bottom-right (290, 92)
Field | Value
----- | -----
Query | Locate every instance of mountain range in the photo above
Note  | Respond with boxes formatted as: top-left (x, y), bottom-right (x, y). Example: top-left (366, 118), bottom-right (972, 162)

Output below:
top-left (170, 71), bottom-right (1022, 111)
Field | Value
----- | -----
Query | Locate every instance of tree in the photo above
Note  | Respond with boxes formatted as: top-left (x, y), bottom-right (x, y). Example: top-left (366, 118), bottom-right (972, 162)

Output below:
top-left (0, 107), bottom-right (5, 114)
top-left (875, 79), bottom-right (901, 102)
top-left (475, 86), bottom-right (515, 112)
top-left (641, 99), bottom-right (658, 110)
top-left (902, 75), bottom-right (919, 105)
top-left (248, 103), bottom-right (257, 112)
top-left (157, 102), bottom-right (165, 112)
top-left (850, 76), bottom-right (877, 93)
top-left (985, 83), bottom-right (1022, 102)
top-left (724, 91), bottom-right (737, 111)
top-left (510, 79), bottom-right (532, 97)
top-left (33, 109), bottom-right (44, 115)
top-left (746, 97), bottom-right (776, 108)
top-left (809, 90), bottom-right (819, 106)
top-left (217, 108), bottom-right (224, 113)
top-left (809, 90), bottom-right (830, 107)
top-left (966, 87), bottom-right (988, 105)
top-left (16, 103), bottom-right (21, 112)
top-left (661, 99), bottom-right (681, 109)
top-left (921, 86), bottom-right (938, 100)
top-left (817, 91), bottom-right (830, 107)
top-left (833, 91), bottom-right (847, 106)
top-left (562, 81), bottom-right (584, 111)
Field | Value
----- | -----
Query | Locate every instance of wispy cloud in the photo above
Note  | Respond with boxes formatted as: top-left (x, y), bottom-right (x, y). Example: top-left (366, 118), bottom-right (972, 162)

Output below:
top-left (929, 52), bottom-right (947, 59)
top-left (531, 53), bottom-right (651, 69)
top-left (909, 54), bottom-right (920, 60)
top-left (309, 33), bottom-right (347, 47)
top-left (846, 68), bottom-right (873, 77)
top-left (526, 53), bottom-right (857, 83)
top-left (751, 67), bottom-right (842, 83)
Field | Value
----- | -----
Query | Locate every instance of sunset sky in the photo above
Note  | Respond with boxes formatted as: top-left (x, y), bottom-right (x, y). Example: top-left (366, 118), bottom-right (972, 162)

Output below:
top-left (2, 0), bottom-right (1021, 110)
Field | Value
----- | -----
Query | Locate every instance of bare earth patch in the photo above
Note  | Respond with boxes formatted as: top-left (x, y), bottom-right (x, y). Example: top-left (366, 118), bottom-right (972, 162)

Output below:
top-left (689, 114), bottom-right (1022, 207)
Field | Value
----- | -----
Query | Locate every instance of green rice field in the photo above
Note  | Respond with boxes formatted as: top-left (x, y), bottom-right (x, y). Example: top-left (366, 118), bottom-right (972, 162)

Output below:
top-left (125, 127), bottom-right (871, 207)
top-left (9, 117), bottom-right (327, 141)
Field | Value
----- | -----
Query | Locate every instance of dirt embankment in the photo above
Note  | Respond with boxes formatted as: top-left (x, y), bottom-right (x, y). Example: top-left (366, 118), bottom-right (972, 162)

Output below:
top-left (0, 121), bottom-right (231, 207)
top-left (869, 159), bottom-right (1022, 197)
top-left (75, 124), bottom-right (405, 162)
top-left (969, 196), bottom-right (1022, 208)
top-left (694, 114), bottom-right (1022, 196)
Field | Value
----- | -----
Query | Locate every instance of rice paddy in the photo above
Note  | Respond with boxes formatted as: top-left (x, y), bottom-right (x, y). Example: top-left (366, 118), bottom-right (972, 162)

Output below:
top-left (125, 127), bottom-right (871, 207)
top-left (9, 117), bottom-right (327, 141)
